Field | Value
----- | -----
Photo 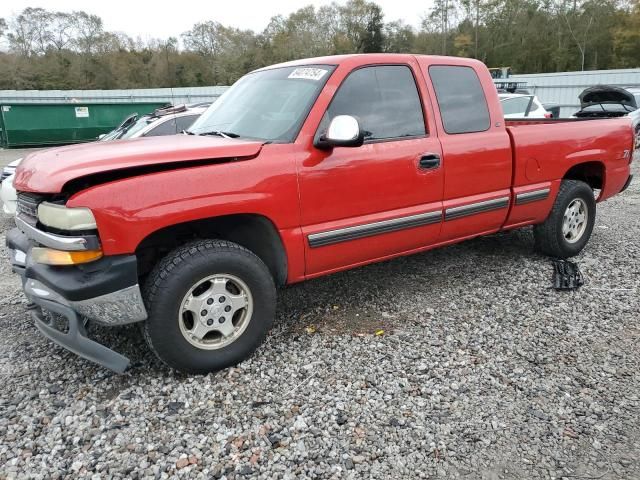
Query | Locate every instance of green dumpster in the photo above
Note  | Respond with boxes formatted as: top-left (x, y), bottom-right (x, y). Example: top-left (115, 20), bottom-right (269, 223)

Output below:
top-left (0, 102), bottom-right (168, 148)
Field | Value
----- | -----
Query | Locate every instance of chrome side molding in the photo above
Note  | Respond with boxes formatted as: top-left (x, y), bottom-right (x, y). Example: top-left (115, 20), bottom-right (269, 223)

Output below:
top-left (308, 190), bottom-right (544, 247)
top-left (445, 197), bottom-right (510, 221)
top-left (308, 210), bottom-right (442, 248)
top-left (515, 188), bottom-right (551, 205)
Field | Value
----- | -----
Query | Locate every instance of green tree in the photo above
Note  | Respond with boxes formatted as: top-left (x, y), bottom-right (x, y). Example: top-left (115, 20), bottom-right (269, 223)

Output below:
top-left (362, 4), bottom-right (384, 52)
top-left (6, 7), bottom-right (52, 56)
top-left (0, 1), bottom-right (635, 91)
top-left (613, 0), bottom-right (640, 67)
top-left (338, 0), bottom-right (386, 52)
top-left (383, 20), bottom-right (416, 52)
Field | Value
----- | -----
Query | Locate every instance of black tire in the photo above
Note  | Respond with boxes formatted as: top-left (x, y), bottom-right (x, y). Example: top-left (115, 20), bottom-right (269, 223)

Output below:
top-left (534, 180), bottom-right (596, 258)
top-left (142, 239), bottom-right (276, 374)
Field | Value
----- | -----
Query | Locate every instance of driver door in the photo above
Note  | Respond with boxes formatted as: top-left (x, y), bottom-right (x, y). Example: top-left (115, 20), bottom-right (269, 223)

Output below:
top-left (297, 64), bottom-right (444, 276)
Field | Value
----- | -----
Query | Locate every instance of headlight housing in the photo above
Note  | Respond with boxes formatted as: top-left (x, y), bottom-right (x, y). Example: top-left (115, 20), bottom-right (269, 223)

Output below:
top-left (37, 202), bottom-right (97, 231)
top-left (1, 167), bottom-right (15, 183)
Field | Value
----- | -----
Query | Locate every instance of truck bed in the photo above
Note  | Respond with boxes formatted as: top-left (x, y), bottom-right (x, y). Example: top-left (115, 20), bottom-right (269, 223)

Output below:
top-left (506, 116), bottom-right (634, 201)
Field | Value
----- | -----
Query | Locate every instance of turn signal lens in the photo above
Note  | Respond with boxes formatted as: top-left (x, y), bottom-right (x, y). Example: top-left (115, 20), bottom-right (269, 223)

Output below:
top-left (31, 247), bottom-right (103, 266)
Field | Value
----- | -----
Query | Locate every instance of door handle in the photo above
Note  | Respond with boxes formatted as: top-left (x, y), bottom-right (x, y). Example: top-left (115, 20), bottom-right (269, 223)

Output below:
top-left (419, 153), bottom-right (441, 170)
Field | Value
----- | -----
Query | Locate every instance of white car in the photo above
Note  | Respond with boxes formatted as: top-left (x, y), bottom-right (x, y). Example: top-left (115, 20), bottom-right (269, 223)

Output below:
top-left (1, 173), bottom-right (16, 215)
top-left (499, 93), bottom-right (551, 119)
top-left (1, 159), bottom-right (21, 215)
top-left (99, 103), bottom-right (208, 141)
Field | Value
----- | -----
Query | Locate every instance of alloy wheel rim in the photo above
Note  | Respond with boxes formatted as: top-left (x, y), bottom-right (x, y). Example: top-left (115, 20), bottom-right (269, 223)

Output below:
top-left (178, 274), bottom-right (253, 350)
top-left (562, 198), bottom-right (588, 244)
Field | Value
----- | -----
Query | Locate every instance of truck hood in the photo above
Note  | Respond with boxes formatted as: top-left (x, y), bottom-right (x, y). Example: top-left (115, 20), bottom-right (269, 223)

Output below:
top-left (14, 135), bottom-right (264, 193)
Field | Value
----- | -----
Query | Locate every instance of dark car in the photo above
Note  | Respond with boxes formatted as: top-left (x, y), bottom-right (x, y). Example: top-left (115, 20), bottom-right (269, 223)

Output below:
top-left (574, 85), bottom-right (639, 118)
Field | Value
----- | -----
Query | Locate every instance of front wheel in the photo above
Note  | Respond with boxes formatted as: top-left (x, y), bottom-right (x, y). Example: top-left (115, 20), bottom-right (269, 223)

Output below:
top-left (143, 240), bottom-right (276, 374)
top-left (534, 180), bottom-right (596, 258)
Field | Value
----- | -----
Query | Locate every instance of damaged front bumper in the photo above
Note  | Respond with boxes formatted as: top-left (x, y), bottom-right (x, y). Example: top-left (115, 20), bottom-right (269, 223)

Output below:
top-left (7, 227), bottom-right (147, 373)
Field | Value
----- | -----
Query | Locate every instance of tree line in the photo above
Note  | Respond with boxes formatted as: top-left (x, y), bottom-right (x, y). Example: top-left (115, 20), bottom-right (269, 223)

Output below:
top-left (0, 0), bottom-right (639, 90)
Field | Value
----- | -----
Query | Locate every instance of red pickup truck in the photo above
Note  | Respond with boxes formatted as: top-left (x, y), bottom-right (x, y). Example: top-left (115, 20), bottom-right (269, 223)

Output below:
top-left (8, 54), bottom-right (635, 373)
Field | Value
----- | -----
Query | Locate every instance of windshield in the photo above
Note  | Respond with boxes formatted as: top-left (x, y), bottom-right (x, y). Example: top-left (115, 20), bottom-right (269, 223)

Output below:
top-left (99, 113), bottom-right (139, 141)
top-left (120, 116), bottom-right (153, 139)
top-left (188, 65), bottom-right (335, 142)
top-left (99, 129), bottom-right (122, 141)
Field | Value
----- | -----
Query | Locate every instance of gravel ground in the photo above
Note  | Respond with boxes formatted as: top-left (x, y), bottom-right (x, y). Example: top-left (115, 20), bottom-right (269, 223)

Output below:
top-left (0, 157), bottom-right (639, 479)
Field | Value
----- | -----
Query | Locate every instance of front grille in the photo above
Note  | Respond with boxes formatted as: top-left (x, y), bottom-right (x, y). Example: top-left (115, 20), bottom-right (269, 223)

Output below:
top-left (16, 192), bottom-right (49, 226)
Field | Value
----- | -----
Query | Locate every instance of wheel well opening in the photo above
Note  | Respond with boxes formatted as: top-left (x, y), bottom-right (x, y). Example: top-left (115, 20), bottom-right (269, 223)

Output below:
top-left (135, 214), bottom-right (288, 285)
top-left (564, 161), bottom-right (604, 190)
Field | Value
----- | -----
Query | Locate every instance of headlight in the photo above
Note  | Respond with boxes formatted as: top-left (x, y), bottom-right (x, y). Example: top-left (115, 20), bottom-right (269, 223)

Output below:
top-left (1, 167), bottom-right (14, 183)
top-left (37, 202), bottom-right (97, 231)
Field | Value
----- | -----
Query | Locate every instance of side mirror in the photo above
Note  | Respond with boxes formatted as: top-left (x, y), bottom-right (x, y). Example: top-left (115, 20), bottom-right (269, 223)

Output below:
top-left (315, 115), bottom-right (364, 149)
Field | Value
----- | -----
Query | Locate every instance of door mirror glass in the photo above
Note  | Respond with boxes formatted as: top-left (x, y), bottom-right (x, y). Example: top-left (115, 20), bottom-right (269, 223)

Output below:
top-left (317, 115), bottom-right (364, 149)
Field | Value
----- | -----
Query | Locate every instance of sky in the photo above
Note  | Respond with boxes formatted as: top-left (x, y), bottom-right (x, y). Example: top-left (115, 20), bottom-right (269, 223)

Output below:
top-left (5, 0), bottom-right (434, 41)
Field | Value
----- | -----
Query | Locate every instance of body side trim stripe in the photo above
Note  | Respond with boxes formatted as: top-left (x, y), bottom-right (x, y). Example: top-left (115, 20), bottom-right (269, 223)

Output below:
top-left (515, 188), bottom-right (551, 205)
top-left (308, 210), bottom-right (442, 248)
top-left (444, 196), bottom-right (510, 221)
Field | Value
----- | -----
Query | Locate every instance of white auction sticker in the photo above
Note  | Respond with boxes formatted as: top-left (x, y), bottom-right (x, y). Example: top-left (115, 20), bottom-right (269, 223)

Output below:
top-left (288, 68), bottom-right (327, 81)
top-left (75, 106), bottom-right (89, 118)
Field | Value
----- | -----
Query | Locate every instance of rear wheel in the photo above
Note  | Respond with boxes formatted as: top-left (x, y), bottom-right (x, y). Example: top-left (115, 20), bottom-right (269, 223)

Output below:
top-left (143, 239), bottom-right (276, 374)
top-left (534, 180), bottom-right (596, 258)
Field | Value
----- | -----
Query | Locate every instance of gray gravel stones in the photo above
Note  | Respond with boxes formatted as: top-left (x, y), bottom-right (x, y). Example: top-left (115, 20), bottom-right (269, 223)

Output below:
top-left (0, 161), bottom-right (639, 479)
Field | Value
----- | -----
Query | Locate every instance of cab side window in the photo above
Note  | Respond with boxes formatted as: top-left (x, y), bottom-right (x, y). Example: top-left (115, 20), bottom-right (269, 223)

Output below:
top-left (144, 118), bottom-right (178, 137)
top-left (175, 114), bottom-right (200, 132)
top-left (325, 65), bottom-right (426, 141)
top-left (501, 96), bottom-right (531, 117)
top-left (429, 65), bottom-right (491, 134)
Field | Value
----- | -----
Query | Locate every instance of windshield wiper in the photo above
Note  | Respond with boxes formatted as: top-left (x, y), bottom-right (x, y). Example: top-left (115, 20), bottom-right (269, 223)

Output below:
top-left (194, 130), bottom-right (241, 139)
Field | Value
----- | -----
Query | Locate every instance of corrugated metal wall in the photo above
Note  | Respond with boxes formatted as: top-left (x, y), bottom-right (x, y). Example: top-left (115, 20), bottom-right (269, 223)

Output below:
top-left (0, 86), bottom-right (229, 105)
top-left (5, 69), bottom-right (639, 119)
top-left (508, 69), bottom-right (640, 117)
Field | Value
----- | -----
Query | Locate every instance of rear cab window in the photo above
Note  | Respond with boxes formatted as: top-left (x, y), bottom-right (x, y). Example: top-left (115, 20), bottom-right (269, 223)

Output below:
top-left (429, 65), bottom-right (491, 134)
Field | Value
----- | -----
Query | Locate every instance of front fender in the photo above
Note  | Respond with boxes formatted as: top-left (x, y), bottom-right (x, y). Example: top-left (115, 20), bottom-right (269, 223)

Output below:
top-left (67, 158), bottom-right (300, 256)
